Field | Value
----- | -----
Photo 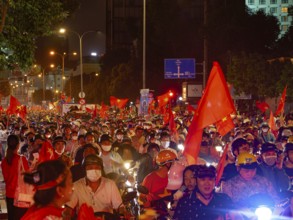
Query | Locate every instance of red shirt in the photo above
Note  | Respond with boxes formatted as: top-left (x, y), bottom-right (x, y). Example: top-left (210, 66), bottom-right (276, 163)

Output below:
top-left (142, 171), bottom-right (168, 206)
top-left (21, 205), bottom-right (63, 220)
top-left (1, 154), bottom-right (29, 198)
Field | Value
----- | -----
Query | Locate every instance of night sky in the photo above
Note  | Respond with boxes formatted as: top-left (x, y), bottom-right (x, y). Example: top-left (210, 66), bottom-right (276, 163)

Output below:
top-left (35, 0), bottom-right (106, 68)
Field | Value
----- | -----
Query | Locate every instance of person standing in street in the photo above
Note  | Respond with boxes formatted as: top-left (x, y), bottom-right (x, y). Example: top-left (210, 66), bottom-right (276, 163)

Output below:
top-left (1, 134), bottom-right (30, 220)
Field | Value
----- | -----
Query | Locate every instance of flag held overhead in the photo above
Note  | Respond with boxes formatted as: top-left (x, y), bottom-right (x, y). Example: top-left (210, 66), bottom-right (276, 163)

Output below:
top-left (183, 62), bottom-right (236, 165)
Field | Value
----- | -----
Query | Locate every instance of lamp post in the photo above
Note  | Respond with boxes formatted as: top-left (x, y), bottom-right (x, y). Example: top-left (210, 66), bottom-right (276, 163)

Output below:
top-left (50, 51), bottom-right (65, 92)
top-left (143, 0), bottom-right (146, 89)
top-left (38, 64), bottom-right (54, 101)
top-left (59, 28), bottom-right (100, 99)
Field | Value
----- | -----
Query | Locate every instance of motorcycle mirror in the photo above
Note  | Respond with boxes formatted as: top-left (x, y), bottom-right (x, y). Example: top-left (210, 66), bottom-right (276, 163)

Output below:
top-left (122, 191), bottom-right (137, 203)
top-left (137, 185), bottom-right (149, 194)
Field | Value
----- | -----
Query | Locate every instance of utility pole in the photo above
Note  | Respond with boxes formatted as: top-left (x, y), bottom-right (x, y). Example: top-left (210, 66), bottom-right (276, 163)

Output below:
top-left (203, 0), bottom-right (208, 89)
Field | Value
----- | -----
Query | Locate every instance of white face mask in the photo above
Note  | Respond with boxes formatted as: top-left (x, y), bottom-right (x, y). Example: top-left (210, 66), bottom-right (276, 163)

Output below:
top-left (72, 136), bottom-right (78, 141)
top-left (101, 145), bottom-right (112, 152)
top-left (55, 149), bottom-right (64, 156)
top-left (86, 169), bottom-right (101, 182)
top-left (161, 141), bottom-right (170, 149)
top-left (116, 134), bottom-right (123, 140)
top-left (262, 128), bottom-right (269, 133)
top-left (263, 155), bottom-right (277, 166)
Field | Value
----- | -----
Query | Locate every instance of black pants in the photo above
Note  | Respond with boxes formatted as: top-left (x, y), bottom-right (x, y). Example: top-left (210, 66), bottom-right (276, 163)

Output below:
top-left (5, 197), bottom-right (28, 220)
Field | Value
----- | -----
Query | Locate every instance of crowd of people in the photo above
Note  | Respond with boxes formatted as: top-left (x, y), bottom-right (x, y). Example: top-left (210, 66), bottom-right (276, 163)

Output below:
top-left (0, 108), bottom-right (292, 219)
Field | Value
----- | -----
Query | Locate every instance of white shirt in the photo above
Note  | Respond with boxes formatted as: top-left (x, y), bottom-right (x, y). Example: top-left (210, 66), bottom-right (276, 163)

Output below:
top-left (101, 151), bottom-right (124, 174)
top-left (66, 177), bottom-right (122, 213)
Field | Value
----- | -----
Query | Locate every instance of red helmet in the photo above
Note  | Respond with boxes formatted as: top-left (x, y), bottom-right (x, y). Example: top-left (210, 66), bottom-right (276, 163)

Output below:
top-left (156, 148), bottom-right (178, 166)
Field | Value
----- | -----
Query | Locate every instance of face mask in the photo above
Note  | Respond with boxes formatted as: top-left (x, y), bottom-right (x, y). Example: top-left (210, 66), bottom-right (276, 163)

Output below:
top-left (45, 134), bottom-right (51, 139)
top-left (161, 141), bottom-right (170, 149)
top-left (86, 169), bottom-right (101, 182)
top-left (72, 136), bottom-right (78, 141)
top-left (55, 149), bottom-right (64, 156)
top-left (263, 155), bottom-right (277, 166)
top-left (116, 134), bottom-right (123, 140)
top-left (101, 145), bottom-right (112, 152)
top-left (262, 128), bottom-right (269, 133)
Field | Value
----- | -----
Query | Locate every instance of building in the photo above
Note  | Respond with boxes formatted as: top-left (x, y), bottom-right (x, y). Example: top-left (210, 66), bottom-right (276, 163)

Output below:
top-left (245, 0), bottom-right (292, 36)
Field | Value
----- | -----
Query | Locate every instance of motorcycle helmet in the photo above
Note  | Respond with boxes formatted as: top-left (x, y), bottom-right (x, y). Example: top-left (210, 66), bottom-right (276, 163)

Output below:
top-left (82, 154), bottom-right (103, 167)
top-left (261, 142), bottom-right (277, 154)
top-left (156, 148), bottom-right (178, 166)
top-left (236, 152), bottom-right (258, 169)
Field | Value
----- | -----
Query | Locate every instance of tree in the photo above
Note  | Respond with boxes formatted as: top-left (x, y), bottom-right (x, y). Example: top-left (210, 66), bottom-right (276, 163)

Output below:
top-left (207, 1), bottom-right (280, 68)
top-left (108, 62), bottom-right (140, 100)
top-left (0, 0), bottom-right (79, 69)
top-left (227, 52), bottom-right (293, 101)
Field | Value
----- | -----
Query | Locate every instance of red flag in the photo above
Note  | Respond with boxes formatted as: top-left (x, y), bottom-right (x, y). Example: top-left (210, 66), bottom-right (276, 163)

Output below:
top-left (275, 86), bottom-right (287, 116)
top-left (215, 144), bottom-right (229, 186)
top-left (6, 95), bottom-right (21, 115)
top-left (92, 105), bottom-right (97, 119)
top-left (38, 141), bottom-right (58, 163)
top-left (183, 121), bottom-right (203, 165)
top-left (187, 104), bottom-right (196, 114)
top-left (269, 111), bottom-right (277, 137)
top-left (18, 105), bottom-right (27, 121)
top-left (148, 99), bottom-right (156, 113)
top-left (215, 115), bottom-right (235, 136)
top-left (157, 92), bottom-right (170, 108)
top-left (168, 108), bottom-right (179, 142)
top-left (169, 108), bottom-right (176, 135)
top-left (99, 102), bottom-right (108, 119)
top-left (65, 96), bottom-right (72, 103)
top-left (255, 101), bottom-right (270, 113)
top-left (183, 62), bottom-right (236, 165)
top-left (78, 203), bottom-right (101, 220)
top-left (85, 107), bottom-right (92, 113)
top-left (110, 96), bottom-right (129, 109)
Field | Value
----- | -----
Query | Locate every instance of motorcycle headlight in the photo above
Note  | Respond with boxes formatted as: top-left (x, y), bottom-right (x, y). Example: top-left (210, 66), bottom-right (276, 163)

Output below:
top-left (215, 145), bottom-right (223, 152)
top-left (178, 144), bottom-right (184, 151)
top-left (255, 206), bottom-right (272, 220)
top-left (124, 162), bottom-right (131, 169)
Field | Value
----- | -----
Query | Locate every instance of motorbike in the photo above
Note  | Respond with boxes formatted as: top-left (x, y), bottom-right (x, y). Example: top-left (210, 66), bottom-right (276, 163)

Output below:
top-left (105, 170), bottom-right (149, 220)
top-left (119, 184), bottom-right (149, 220)
top-left (237, 193), bottom-right (283, 220)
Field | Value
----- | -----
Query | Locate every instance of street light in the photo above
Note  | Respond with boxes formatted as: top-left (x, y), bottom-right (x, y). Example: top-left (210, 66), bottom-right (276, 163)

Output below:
top-left (143, 0), bottom-right (146, 89)
top-left (50, 51), bottom-right (65, 92)
top-left (59, 28), bottom-right (101, 99)
top-left (37, 64), bottom-right (54, 101)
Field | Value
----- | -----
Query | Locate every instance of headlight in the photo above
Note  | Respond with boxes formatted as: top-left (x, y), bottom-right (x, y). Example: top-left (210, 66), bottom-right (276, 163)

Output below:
top-left (178, 144), bottom-right (184, 151)
top-left (125, 180), bottom-right (132, 187)
top-left (255, 206), bottom-right (272, 220)
top-left (124, 162), bottom-right (131, 169)
top-left (215, 145), bottom-right (222, 152)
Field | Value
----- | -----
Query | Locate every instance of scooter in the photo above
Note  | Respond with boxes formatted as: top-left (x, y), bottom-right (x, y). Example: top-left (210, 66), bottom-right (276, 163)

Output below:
top-left (119, 184), bottom-right (149, 220)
